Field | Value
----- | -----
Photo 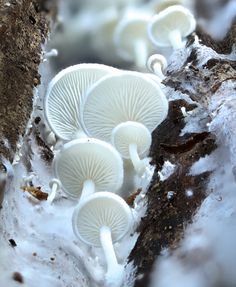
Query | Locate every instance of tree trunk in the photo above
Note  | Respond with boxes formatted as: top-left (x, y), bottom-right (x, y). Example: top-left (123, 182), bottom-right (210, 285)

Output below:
top-left (0, 0), bottom-right (53, 206)
top-left (128, 18), bottom-right (236, 287)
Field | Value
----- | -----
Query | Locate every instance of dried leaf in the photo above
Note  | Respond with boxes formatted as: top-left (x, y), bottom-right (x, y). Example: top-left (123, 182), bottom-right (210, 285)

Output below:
top-left (21, 186), bottom-right (48, 201)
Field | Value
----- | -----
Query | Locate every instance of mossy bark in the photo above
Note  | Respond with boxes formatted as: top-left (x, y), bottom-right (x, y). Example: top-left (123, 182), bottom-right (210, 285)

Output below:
top-left (0, 0), bottom-right (53, 206)
top-left (129, 18), bottom-right (236, 287)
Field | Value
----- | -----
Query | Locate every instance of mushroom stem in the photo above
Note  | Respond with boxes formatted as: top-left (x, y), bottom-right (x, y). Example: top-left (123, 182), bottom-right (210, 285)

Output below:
top-left (129, 143), bottom-right (146, 176)
top-left (153, 63), bottom-right (165, 80)
top-left (134, 39), bottom-right (148, 68)
top-left (44, 49), bottom-right (58, 59)
top-left (168, 29), bottom-right (184, 50)
top-left (48, 178), bottom-right (61, 204)
top-left (147, 54), bottom-right (167, 81)
top-left (100, 226), bottom-right (120, 274)
top-left (80, 179), bottom-right (95, 203)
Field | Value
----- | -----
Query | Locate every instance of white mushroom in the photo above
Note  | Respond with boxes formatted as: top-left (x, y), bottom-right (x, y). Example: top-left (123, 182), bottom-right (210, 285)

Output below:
top-left (43, 49), bottom-right (58, 61)
top-left (81, 0), bottom-right (140, 11)
top-left (72, 192), bottom-right (133, 287)
top-left (148, 5), bottom-right (196, 50)
top-left (112, 121), bottom-right (151, 176)
top-left (150, 0), bottom-right (194, 13)
top-left (49, 138), bottom-right (123, 203)
top-left (48, 178), bottom-right (61, 204)
top-left (81, 72), bottom-right (168, 175)
top-left (143, 72), bottom-right (164, 85)
top-left (44, 63), bottom-right (118, 142)
top-left (147, 54), bottom-right (168, 80)
top-left (113, 10), bottom-right (153, 68)
top-left (91, 8), bottom-right (120, 64)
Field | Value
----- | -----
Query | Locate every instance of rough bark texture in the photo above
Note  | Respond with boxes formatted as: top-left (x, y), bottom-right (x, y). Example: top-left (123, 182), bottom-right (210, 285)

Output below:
top-left (129, 18), bottom-right (236, 287)
top-left (0, 0), bottom-right (53, 206)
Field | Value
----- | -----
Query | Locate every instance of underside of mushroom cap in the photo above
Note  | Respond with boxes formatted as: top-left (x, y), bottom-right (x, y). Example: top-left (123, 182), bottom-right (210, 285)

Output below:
top-left (72, 192), bottom-right (132, 246)
top-left (114, 12), bottom-right (151, 61)
top-left (53, 138), bottom-right (124, 199)
top-left (81, 71), bottom-right (168, 142)
top-left (148, 5), bottom-right (196, 47)
top-left (112, 121), bottom-right (151, 159)
top-left (44, 63), bottom-right (118, 141)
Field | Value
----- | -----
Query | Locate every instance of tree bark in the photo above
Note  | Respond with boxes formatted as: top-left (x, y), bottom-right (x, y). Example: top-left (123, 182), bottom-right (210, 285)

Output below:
top-left (0, 0), bottom-right (53, 206)
top-left (128, 18), bottom-right (236, 287)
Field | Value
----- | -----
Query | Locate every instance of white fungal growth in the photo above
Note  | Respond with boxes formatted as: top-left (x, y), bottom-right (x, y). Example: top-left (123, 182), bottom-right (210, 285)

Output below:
top-left (167, 190), bottom-right (175, 200)
top-left (207, 81), bottom-right (236, 178)
top-left (43, 49), bottom-right (58, 60)
top-left (189, 154), bottom-right (217, 176)
top-left (185, 189), bottom-right (194, 197)
top-left (149, 37), bottom-right (236, 287)
top-left (158, 160), bottom-right (176, 181)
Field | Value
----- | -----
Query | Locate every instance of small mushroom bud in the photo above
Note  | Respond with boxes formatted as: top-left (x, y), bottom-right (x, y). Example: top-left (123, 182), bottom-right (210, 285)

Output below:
top-left (147, 54), bottom-right (167, 80)
top-left (48, 178), bottom-right (61, 204)
top-left (112, 121), bottom-right (151, 176)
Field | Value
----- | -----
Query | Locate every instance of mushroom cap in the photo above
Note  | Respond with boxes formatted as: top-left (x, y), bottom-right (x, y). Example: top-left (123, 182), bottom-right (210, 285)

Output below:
top-left (81, 71), bottom-right (168, 142)
top-left (72, 192), bottom-right (132, 246)
top-left (53, 138), bottom-right (124, 199)
top-left (44, 63), bottom-right (118, 141)
top-left (143, 73), bottom-right (163, 84)
top-left (147, 54), bottom-right (168, 72)
top-left (113, 11), bottom-right (151, 61)
top-left (111, 121), bottom-right (151, 159)
top-left (152, 0), bottom-right (190, 13)
top-left (92, 8), bottom-right (119, 52)
top-left (148, 5), bottom-right (196, 47)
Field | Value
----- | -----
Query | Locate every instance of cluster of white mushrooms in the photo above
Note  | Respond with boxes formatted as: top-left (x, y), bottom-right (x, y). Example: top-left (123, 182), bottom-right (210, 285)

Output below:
top-left (51, 0), bottom-right (195, 68)
top-left (43, 3), bottom-right (196, 286)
